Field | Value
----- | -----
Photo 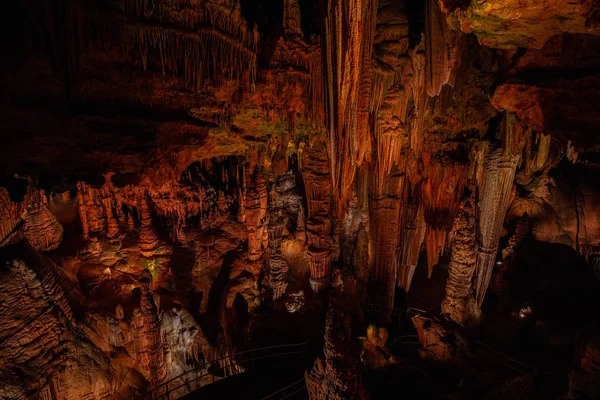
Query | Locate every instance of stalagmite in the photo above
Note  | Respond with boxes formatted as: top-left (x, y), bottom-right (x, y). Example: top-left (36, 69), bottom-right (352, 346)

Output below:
top-left (76, 182), bottom-right (90, 240)
top-left (139, 195), bottom-right (159, 257)
top-left (441, 195), bottom-right (481, 326)
top-left (474, 149), bottom-right (519, 306)
top-left (305, 357), bottom-right (326, 400)
top-left (101, 196), bottom-right (120, 238)
top-left (76, 182), bottom-right (105, 239)
top-left (23, 197), bottom-right (64, 252)
top-left (244, 171), bottom-right (268, 261)
top-left (267, 210), bottom-right (288, 300)
top-left (99, 173), bottom-right (120, 238)
top-left (306, 273), bottom-right (367, 400)
top-left (138, 270), bottom-right (167, 387)
top-left (302, 140), bottom-right (333, 292)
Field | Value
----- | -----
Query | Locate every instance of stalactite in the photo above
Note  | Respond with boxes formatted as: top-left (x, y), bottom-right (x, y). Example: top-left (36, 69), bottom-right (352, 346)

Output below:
top-left (373, 85), bottom-right (410, 191)
top-left (474, 148), bottom-right (519, 306)
top-left (31, 0), bottom-right (84, 100)
top-left (371, 0), bottom-right (410, 118)
top-left (441, 194), bottom-right (481, 326)
top-left (95, 7), bottom-right (258, 91)
top-left (368, 168), bottom-right (405, 309)
top-left (424, 0), bottom-right (464, 97)
top-left (324, 0), bottom-right (380, 215)
top-left (421, 160), bottom-right (467, 276)
top-left (397, 195), bottom-right (426, 291)
top-left (354, 0), bottom-right (379, 166)
top-left (409, 41), bottom-right (429, 155)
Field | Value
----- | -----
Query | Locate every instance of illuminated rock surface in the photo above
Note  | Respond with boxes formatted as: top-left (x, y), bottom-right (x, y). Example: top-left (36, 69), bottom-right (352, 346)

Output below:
top-left (1, 0), bottom-right (599, 398)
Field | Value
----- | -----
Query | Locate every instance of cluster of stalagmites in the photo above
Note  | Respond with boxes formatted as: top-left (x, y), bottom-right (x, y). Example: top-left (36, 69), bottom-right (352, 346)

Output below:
top-left (75, 174), bottom-right (221, 252)
top-left (0, 241), bottom-right (224, 399)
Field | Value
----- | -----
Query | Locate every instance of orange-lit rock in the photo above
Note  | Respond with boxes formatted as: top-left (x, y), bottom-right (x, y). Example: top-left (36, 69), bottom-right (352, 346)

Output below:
top-left (1, 0), bottom-right (600, 398)
top-left (413, 316), bottom-right (475, 368)
top-left (302, 140), bottom-right (333, 292)
top-left (138, 195), bottom-right (159, 257)
top-left (441, 0), bottom-right (600, 49)
top-left (441, 195), bottom-right (481, 326)
top-left (306, 272), bottom-right (368, 400)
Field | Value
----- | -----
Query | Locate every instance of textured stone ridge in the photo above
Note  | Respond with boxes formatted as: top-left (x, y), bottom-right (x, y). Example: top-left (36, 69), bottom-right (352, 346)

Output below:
top-left (0, 250), bottom-right (122, 399)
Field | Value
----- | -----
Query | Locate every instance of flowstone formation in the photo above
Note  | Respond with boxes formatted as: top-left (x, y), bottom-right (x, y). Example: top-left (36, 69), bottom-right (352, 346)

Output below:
top-left (1, 0), bottom-right (600, 399)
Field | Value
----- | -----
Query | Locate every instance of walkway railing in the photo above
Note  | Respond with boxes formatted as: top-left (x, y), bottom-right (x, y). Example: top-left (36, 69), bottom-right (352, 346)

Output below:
top-left (474, 340), bottom-right (538, 375)
top-left (137, 341), bottom-right (309, 400)
top-left (261, 378), bottom-right (306, 400)
top-left (365, 303), bottom-right (428, 325)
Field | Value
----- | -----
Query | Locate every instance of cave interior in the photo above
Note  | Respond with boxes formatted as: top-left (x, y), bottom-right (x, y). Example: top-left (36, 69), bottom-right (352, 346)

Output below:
top-left (1, 0), bottom-right (600, 399)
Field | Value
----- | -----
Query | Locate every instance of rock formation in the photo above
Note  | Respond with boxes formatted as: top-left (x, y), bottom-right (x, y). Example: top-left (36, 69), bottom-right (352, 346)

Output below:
top-left (413, 316), bottom-right (475, 368)
top-left (306, 273), bottom-right (367, 400)
top-left (474, 147), bottom-right (519, 306)
top-left (441, 194), bottom-right (481, 326)
top-left (0, 0), bottom-right (599, 398)
top-left (302, 140), bottom-right (334, 292)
